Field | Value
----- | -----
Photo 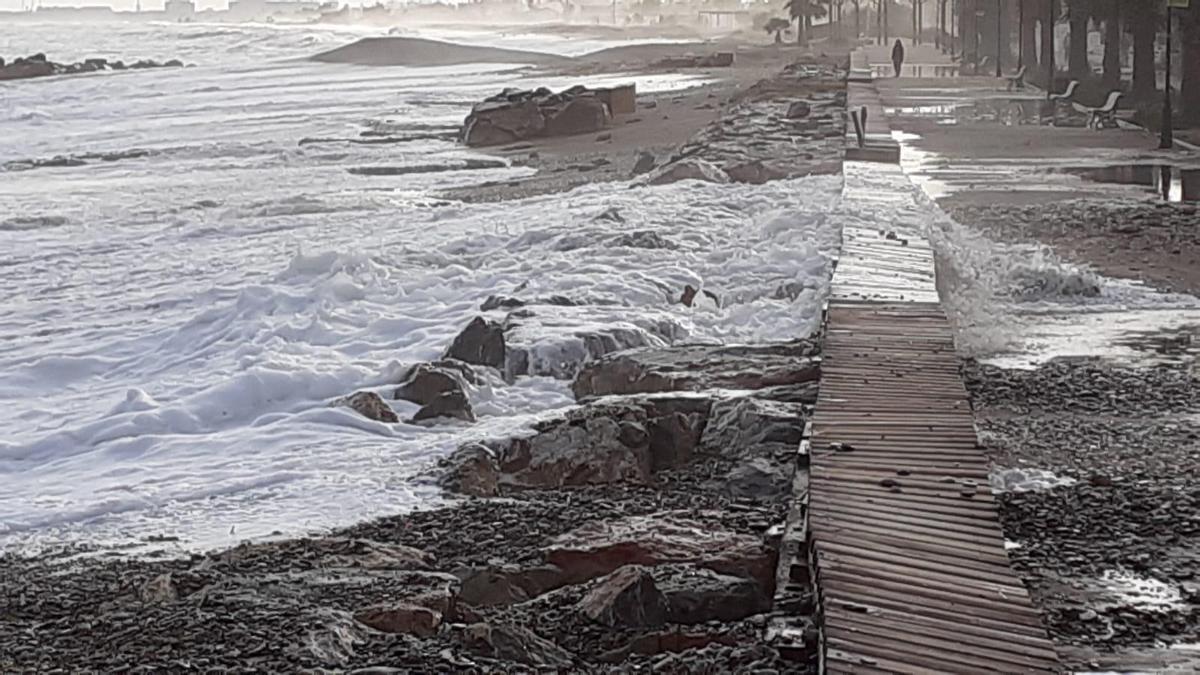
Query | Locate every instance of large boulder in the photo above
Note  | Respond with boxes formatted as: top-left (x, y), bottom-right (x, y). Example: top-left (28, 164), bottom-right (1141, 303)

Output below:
top-left (699, 396), bottom-right (807, 457)
top-left (543, 94), bottom-right (611, 137)
top-left (354, 603), bottom-right (442, 637)
top-left (577, 565), bottom-right (668, 627)
top-left (722, 456), bottom-right (793, 500)
top-left (653, 563), bottom-right (771, 624)
top-left (543, 512), bottom-right (777, 592)
top-left (646, 158), bottom-right (730, 186)
top-left (572, 342), bottom-right (821, 401)
top-left (460, 100), bottom-right (545, 147)
top-left (725, 159), bottom-right (790, 185)
top-left (332, 391), bottom-right (398, 423)
top-left (454, 622), bottom-right (575, 669)
top-left (437, 444), bottom-right (500, 497)
top-left (394, 360), bottom-right (476, 406)
top-left (456, 564), bottom-right (565, 607)
top-left (441, 395), bottom-right (710, 492)
top-left (411, 390), bottom-right (475, 424)
top-left (444, 317), bottom-right (505, 370)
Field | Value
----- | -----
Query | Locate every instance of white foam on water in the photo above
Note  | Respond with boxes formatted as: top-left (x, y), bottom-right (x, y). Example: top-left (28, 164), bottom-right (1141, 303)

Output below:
top-left (990, 467), bottom-right (1077, 494)
top-left (0, 22), bottom-right (841, 552)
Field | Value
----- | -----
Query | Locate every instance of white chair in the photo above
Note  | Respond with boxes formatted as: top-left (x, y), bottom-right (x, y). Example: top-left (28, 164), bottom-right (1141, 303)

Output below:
top-left (1005, 65), bottom-right (1027, 91)
top-left (1083, 91), bottom-right (1123, 129)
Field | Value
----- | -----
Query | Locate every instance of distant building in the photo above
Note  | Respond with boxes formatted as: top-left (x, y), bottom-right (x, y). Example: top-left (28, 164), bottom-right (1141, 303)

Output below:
top-left (33, 4), bottom-right (119, 19)
top-left (163, 0), bottom-right (196, 20)
top-left (226, 0), bottom-right (322, 21)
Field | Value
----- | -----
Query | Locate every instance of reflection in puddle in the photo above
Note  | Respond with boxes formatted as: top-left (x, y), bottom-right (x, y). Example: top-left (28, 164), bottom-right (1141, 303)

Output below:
top-left (982, 308), bottom-right (1200, 369)
top-left (1063, 164), bottom-right (1200, 202)
top-left (1095, 569), bottom-right (1185, 612)
top-left (886, 97), bottom-right (1051, 126)
top-left (870, 63), bottom-right (960, 78)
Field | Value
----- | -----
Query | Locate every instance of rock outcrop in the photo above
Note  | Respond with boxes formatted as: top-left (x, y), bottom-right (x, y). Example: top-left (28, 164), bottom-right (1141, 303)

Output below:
top-left (460, 86), bottom-right (614, 147)
top-left (572, 342), bottom-right (821, 401)
top-left (444, 317), bottom-right (506, 369)
top-left (441, 394), bottom-right (710, 491)
top-left (543, 512), bottom-right (777, 593)
top-left (577, 565), bottom-right (668, 627)
top-left (332, 391), bottom-right (398, 423)
top-left (646, 158), bottom-right (730, 186)
top-left (0, 53), bottom-right (185, 82)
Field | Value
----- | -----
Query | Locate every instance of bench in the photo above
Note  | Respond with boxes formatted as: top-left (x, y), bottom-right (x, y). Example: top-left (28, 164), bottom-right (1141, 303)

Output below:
top-left (1083, 91), bottom-right (1123, 129)
top-left (1004, 65), bottom-right (1027, 91)
top-left (1050, 79), bottom-right (1080, 103)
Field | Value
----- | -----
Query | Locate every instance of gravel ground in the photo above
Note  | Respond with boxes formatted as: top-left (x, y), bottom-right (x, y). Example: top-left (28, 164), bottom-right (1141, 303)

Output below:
top-left (967, 357), bottom-right (1200, 669)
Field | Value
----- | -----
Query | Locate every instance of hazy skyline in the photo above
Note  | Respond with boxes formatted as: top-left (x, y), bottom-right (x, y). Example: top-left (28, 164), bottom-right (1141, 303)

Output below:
top-left (0, 0), bottom-right (229, 10)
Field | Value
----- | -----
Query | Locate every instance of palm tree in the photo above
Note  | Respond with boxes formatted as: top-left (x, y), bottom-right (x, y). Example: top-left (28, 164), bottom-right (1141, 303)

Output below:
top-left (1098, 0), bottom-right (1120, 87)
top-left (1182, 5), bottom-right (1200, 123)
top-left (1066, 0), bottom-right (1090, 79)
top-left (765, 17), bottom-right (792, 43)
top-left (786, 0), bottom-right (829, 45)
top-left (1127, 0), bottom-right (1159, 97)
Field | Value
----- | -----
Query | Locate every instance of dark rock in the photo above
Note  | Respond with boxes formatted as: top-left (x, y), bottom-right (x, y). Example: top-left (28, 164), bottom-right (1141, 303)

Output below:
top-left (725, 160), bottom-right (789, 185)
top-left (577, 565), bottom-right (668, 627)
top-left (609, 230), bottom-right (675, 249)
top-left (455, 622), bottom-right (575, 668)
top-left (411, 390), bottom-right (475, 424)
top-left (456, 564), bottom-right (565, 607)
top-left (354, 603), bottom-right (442, 637)
top-left (680, 284), bottom-right (698, 307)
top-left (632, 151), bottom-right (657, 175)
top-left (444, 317), bottom-right (505, 370)
top-left (723, 457), bottom-right (793, 500)
top-left (460, 100), bottom-right (545, 147)
top-left (786, 101), bottom-right (812, 119)
top-left (572, 342), bottom-right (821, 400)
top-left (394, 362), bottom-right (471, 406)
top-left (653, 563), bottom-right (771, 623)
top-left (544, 511), bottom-right (777, 592)
top-left (437, 444), bottom-right (500, 497)
top-left (543, 95), bottom-right (611, 137)
top-left (332, 391), bottom-right (398, 423)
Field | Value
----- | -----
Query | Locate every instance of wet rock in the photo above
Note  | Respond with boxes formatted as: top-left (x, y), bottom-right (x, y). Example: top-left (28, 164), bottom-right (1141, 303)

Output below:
top-left (332, 391), bottom-right (398, 423)
top-left (437, 444), bottom-right (500, 497)
top-left (460, 100), bottom-right (545, 147)
top-left (354, 603), bottom-right (442, 637)
top-left (700, 397), bottom-right (806, 457)
top-left (394, 361), bottom-right (473, 406)
top-left (456, 563), bottom-right (565, 607)
top-left (577, 565), bottom-right (668, 627)
top-left (593, 206), bottom-right (625, 223)
top-left (572, 342), bottom-right (821, 400)
top-left (786, 101), bottom-right (812, 119)
top-left (455, 622), bottom-right (574, 668)
top-left (723, 457), bottom-right (793, 500)
top-left (609, 230), bottom-right (675, 249)
top-left (680, 284), bottom-right (698, 307)
top-left (444, 317), bottom-right (505, 370)
top-left (448, 395), bottom-right (710, 491)
top-left (725, 160), bottom-right (789, 185)
top-left (646, 158), bottom-right (730, 186)
top-left (411, 390), bottom-right (475, 424)
top-left (544, 511), bottom-right (777, 592)
top-left (544, 95), bottom-right (611, 137)
top-left (632, 151), bottom-right (657, 175)
top-left (653, 563), bottom-right (771, 623)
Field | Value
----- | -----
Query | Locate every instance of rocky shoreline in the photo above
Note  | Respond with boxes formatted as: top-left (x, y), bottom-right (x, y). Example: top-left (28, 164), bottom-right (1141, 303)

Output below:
top-left (968, 358), bottom-right (1200, 671)
top-left (0, 55), bottom-right (845, 672)
top-left (0, 52), bottom-right (186, 82)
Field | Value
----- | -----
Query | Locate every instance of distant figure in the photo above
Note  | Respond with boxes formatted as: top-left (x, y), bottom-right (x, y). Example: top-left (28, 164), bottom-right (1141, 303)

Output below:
top-left (891, 39), bottom-right (905, 78)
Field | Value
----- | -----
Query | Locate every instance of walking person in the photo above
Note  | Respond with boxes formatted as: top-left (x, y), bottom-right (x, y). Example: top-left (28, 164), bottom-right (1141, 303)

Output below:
top-left (891, 38), bottom-right (905, 77)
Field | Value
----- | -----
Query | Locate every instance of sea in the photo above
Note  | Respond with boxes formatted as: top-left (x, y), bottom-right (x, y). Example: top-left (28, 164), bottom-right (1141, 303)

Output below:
top-left (0, 21), bottom-right (844, 553)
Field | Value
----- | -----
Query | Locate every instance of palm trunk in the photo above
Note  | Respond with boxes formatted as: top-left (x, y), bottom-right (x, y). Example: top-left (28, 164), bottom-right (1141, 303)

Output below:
top-left (1131, 4), bottom-right (1157, 97)
top-left (1182, 8), bottom-right (1200, 124)
top-left (1022, 0), bottom-right (1039, 67)
top-left (1102, 0), bottom-right (1120, 87)
top-left (1067, 1), bottom-right (1089, 78)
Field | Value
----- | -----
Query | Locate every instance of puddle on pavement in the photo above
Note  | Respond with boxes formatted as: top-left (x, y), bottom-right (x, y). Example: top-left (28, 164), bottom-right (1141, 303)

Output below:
top-left (981, 308), bottom-right (1200, 369)
top-left (886, 96), bottom-right (1053, 126)
top-left (871, 63), bottom-right (960, 78)
top-left (1063, 164), bottom-right (1200, 202)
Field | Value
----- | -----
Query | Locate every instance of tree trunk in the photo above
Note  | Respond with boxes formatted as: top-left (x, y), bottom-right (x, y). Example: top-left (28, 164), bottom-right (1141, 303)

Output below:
top-left (961, 0), bottom-right (975, 62)
top-left (1067, 1), bottom-right (1089, 78)
top-left (1182, 7), bottom-right (1200, 124)
top-left (854, 0), bottom-right (861, 38)
top-left (1131, 3), bottom-right (1157, 97)
top-left (1022, 0), bottom-right (1039, 67)
top-left (1102, 0), bottom-right (1120, 87)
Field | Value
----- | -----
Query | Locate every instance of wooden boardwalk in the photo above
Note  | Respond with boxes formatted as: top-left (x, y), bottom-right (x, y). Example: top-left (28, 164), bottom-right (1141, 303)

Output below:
top-left (803, 61), bottom-right (1061, 673)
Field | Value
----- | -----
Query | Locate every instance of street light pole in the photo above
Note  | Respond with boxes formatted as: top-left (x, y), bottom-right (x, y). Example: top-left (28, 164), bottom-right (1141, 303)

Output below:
top-left (1160, 3), bottom-right (1173, 148)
